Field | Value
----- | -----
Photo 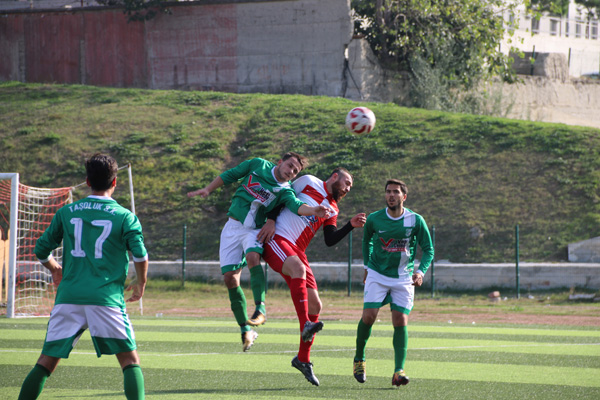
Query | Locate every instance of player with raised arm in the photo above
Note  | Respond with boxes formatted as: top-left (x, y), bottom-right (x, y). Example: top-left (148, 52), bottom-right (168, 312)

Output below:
top-left (18, 154), bottom-right (149, 400)
top-left (263, 168), bottom-right (366, 386)
top-left (353, 179), bottom-right (433, 387)
top-left (187, 152), bottom-right (330, 351)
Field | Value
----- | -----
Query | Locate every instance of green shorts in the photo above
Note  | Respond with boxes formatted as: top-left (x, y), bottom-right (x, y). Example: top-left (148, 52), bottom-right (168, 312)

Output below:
top-left (42, 303), bottom-right (137, 358)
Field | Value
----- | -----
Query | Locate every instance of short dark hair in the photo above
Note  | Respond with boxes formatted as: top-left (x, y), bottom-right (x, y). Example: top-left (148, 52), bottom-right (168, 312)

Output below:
top-left (86, 153), bottom-right (118, 191)
top-left (281, 152), bottom-right (308, 170)
top-left (329, 167), bottom-right (352, 180)
top-left (385, 179), bottom-right (407, 195)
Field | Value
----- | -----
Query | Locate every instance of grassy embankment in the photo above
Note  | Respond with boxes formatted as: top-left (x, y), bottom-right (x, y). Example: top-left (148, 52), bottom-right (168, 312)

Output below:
top-left (1, 81), bottom-right (599, 263)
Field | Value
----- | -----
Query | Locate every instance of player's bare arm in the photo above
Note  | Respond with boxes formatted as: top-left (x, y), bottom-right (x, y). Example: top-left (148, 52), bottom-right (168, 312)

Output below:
top-left (363, 269), bottom-right (368, 284)
top-left (126, 260), bottom-right (148, 302)
top-left (298, 204), bottom-right (332, 218)
top-left (41, 257), bottom-right (63, 286)
top-left (187, 176), bottom-right (224, 198)
top-left (351, 213), bottom-right (367, 228)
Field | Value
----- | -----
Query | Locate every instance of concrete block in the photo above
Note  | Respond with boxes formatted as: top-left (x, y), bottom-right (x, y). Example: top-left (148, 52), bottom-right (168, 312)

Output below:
top-left (511, 52), bottom-right (569, 81)
top-left (569, 236), bottom-right (600, 262)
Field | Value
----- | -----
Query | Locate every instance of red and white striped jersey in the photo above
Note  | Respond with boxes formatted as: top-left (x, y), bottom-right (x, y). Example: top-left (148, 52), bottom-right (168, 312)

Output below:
top-left (274, 175), bottom-right (338, 251)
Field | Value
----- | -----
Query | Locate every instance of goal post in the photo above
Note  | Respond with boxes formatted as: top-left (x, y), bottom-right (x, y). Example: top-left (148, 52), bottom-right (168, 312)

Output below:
top-left (0, 174), bottom-right (73, 318)
top-left (0, 173), bottom-right (19, 318)
top-left (1, 164), bottom-right (139, 318)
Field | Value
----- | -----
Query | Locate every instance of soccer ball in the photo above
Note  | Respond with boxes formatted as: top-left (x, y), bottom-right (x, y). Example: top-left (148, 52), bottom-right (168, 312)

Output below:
top-left (345, 107), bottom-right (376, 135)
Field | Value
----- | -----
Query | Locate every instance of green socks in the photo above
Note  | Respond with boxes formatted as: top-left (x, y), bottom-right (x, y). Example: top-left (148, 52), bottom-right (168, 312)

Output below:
top-left (354, 318), bottom-right (373, 361)
top-left (18, 362), bottom-right (144, 400)
top-left (228, 286), bottom-right (249, 328)
top-left (18, 363), bottom-right (51, 400)
top-left (123, 364), bottom-right (145, 400)
top-left (249, 265), bottom-right (266, 314)
top-left (393, 325), bottom-right (408, 371)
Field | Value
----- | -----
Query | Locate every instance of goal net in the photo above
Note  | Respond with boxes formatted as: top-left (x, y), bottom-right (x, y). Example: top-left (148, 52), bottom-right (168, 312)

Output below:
top-left (0, 173), bottom-right (73, 318)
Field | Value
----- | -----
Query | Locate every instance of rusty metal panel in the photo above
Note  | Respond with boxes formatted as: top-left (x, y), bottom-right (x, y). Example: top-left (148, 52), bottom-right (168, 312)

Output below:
top-left (82, 10), bottom-right (147, 87)
top-left (0, 14), bottom-right (25, 81)
top-left (145, 5), bottom-right (238, 90)
top-left (24, 12), bottom-right (83, 84)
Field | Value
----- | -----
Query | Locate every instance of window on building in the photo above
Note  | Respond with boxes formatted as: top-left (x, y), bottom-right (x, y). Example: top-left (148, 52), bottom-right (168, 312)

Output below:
top-left (592, 22), bottom-right (599, 39)
top-left (566, 21), bottom-right (570, 37)
top-left (531, 17), bottom-right (540, 34)
top-left (507, 12), bottom-right (515, 30)
top-left (550, 19), bottom-right (560, 36)
top-left (576, 20), bottom-right (582, 38)
top-left (586, 23), bottom-right (590, 39)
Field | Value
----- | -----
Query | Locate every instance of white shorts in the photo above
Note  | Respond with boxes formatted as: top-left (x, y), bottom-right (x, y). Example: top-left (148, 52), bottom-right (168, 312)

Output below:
top-left (364, 269), bottom-right (414, 315)
top-left (220, 218), bottom-right (263, 273)
top-left (42, 303), bottom-right (136, 358)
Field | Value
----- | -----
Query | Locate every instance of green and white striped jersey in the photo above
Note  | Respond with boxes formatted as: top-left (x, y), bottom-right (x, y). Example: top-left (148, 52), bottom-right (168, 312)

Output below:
top-left (220, 158), bottom-right (305, 228)
top-left (362, 207), bottom-right (434, 279)
top-left (35, 195), bottom-right (148, 308)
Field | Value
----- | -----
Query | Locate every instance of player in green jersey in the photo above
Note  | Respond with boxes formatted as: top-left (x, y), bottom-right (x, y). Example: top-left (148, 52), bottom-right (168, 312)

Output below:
top-left (187, 152), bottom-right (331, 351)
top-left (18, 154), bottom-right (149, 400)
top-left (352, 179), bottom-right (433, 387)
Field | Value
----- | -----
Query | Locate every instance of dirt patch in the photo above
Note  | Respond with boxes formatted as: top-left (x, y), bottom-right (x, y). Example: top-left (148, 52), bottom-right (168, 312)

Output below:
top-left (410, 312), bottom-right (600, 326)
top-left (146, 303), bottom-right (600, 326)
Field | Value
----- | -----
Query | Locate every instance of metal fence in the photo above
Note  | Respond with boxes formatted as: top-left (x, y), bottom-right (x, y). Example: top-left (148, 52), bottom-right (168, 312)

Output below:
top-left (169, 224), bottom-right (600, 297)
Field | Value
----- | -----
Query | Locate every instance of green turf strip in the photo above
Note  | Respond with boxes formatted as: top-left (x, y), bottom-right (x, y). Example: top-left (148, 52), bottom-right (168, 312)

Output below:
top-left (2, 317), bottom-right (600, 400)
top-left (4, 364), bottom-right (598, 400)
top-left (122, 325), bottom-right (600, 345)
top-left (3, 352), bottom-right (599, 388)
top-left (4, 340), bottom-right (598, 369)
top-left (4, 328), bottom-right (599, 357)
top-left (4, 340), bottom-right (600, 371)
top-left (3, 326), bottom-right (600, 358)
top-left (4, 318), bottom-right (600, 337)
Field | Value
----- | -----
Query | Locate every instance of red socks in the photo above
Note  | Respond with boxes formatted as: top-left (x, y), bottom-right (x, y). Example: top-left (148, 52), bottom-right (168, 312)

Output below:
top-left (289, 278), bottom-right (309, 330)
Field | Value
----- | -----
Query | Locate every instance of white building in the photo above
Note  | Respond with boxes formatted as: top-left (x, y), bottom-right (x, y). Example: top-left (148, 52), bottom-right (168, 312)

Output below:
top-left (502, 1), bottom-right (600, 77)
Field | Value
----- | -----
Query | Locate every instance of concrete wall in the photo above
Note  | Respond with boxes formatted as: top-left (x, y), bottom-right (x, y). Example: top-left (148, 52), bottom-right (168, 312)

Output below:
top-left (3, 1), bottom-right (600, 129)
top-left (140, 261), bottom-right (600, 290)
top-left (0, 0), bottom-right (353, 94)
top-left (343, 37), bottom-right (409, 103)
top-left (495, 75), bottom-right (600, 128)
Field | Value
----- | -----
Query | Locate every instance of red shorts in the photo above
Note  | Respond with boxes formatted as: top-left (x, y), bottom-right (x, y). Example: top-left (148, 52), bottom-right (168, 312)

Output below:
top-left (263, 235), bottom-right (317, 290)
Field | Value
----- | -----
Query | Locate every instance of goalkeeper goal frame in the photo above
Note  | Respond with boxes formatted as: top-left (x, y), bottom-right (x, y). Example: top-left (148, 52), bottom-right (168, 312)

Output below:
top-left (0, 173), bottom-right (19, 318)
top-left (1, 164), bottom-right (140, 318)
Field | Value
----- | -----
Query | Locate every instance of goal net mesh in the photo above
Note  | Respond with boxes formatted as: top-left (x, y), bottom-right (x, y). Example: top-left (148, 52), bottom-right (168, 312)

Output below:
top-left (0, 179), bottom-right (72, 317)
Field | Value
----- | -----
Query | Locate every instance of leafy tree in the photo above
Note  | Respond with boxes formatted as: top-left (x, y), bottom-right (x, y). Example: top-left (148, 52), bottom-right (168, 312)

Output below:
top-left (351, 0), bottom-right (520, 112)
top-left (527, 0), bottom-right (600, 19)
top-left (574, 0), bottom-right (600, 19)
top-left (527, 0), bottom-right (570, 15)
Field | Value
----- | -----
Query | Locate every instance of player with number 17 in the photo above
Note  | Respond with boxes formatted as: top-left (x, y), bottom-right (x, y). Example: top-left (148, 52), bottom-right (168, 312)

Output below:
top-left (18, 153), bottom-right (149, 400)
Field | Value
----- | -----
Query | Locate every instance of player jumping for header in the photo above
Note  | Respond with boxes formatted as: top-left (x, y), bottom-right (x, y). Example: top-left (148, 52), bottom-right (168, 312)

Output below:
top-left (187, 152), bottom-right (331, 351)
top-left (263, 168), bottom-right (366, 385)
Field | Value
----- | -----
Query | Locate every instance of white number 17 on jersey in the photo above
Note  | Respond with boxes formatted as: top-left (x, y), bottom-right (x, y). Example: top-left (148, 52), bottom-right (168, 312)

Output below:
top-left (70, 218), bottom-right (112, 259)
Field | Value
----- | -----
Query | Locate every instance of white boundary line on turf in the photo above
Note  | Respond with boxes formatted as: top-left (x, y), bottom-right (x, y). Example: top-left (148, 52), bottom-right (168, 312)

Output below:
top-left (412, 342), bottom-right (600, 350)
top-left (145, 342), bottom-right (600, 356)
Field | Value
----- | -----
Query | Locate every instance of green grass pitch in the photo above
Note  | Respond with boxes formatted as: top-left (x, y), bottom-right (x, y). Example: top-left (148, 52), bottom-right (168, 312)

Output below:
top-left (1, 318), bottom-right (599, 399)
